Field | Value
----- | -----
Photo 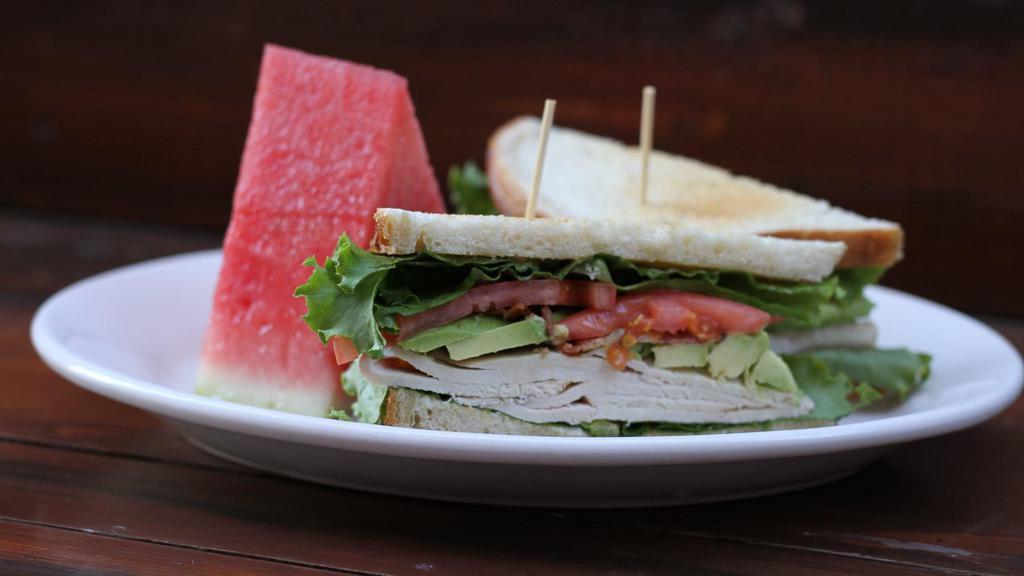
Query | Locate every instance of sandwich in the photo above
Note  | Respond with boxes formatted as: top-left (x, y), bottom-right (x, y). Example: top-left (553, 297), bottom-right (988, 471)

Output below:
top-left (295, 208), bottom-right (929, 436)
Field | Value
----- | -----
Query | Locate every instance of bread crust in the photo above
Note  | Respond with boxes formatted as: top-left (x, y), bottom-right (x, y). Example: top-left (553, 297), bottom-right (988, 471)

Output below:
top-left (380, 388), bottom-right (404, 427)
top-left (768, 228), bottom-right (904, 268)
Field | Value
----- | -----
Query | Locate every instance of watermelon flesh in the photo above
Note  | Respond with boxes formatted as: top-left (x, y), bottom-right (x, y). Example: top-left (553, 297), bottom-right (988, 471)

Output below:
top-left (197, 45), bottom-right (444, 415)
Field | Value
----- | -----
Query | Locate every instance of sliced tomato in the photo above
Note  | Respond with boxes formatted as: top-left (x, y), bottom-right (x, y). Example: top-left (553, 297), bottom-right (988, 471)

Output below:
top-left (556, 297), bottom-right (647, 341)
top-left (556, 291), bottom-right (769, 342)
top-left (331, 336), bottom-right (359, 365)
top-left (669, 292), bottom-right (771, 333)
top-left (396, 279), bottom-right (616, 339)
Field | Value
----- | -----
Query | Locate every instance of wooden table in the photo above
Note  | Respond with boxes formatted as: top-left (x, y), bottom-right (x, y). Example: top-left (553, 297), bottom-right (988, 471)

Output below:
top-left (2, 211), bottom-right (1022, 575)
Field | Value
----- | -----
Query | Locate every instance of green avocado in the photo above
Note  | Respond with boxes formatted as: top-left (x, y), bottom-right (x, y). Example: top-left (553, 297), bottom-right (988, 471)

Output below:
top-left (652, 342), bottom-right (711, 369)
top-left (747, 349), bottom-right (798, 392)
top-left (446, 316), bottom-right (548, 361)
top-left (707, 332), bottom-right (769, 379)
top-left (399, 314), bottom-right (508, 353)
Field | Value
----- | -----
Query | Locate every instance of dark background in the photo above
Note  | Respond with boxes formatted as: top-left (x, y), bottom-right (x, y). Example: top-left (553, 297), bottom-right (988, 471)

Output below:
top-left (5, 0), bottom-right (1023, 315)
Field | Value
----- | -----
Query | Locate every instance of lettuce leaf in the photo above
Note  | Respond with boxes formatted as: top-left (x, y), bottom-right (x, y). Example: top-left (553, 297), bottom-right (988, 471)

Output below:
top-left (294, 243), bottom-right (404, 354)
top-left (448, 162), bottom-right (497, 215)
top-left (295, 235), bottom-right (883, 358)
top-left (805, 348), bottom-right (931, 401)
top-left (784, 348), bottom-right (930, 420)
top-left (327, 359), bottom-right (387, 424)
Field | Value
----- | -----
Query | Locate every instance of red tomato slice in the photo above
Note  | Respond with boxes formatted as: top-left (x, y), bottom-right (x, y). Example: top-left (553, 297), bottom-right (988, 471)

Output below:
top-left (557, 291), bottom-right (769, 342)
top-left (332, 336), bottom-right (359, 365)
top-left (669, 292), bottom-right (771, 333)
top-left (396, 279), bottom-right (616, 339)
top-left (556, 296), bottom-right (647, 341)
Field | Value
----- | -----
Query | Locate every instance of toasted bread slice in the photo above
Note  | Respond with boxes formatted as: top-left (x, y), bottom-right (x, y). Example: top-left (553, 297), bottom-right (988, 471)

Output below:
top-left (487, 116), bottom-right (903, 268)
top-left (372, 208), bottom-right (845, 282)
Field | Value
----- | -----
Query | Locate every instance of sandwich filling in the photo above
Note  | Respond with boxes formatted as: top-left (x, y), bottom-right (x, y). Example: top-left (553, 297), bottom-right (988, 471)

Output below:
top-left (297, 235), bottom-right (929, 435)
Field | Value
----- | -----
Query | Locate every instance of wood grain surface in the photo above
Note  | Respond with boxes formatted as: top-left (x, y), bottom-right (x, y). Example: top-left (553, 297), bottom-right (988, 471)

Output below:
top-left (0, 520), bottom-right (336, 576)
top-left (2, 213), bottom-right (1023, 575)
top-left (4, 1), bottom-right (1024, 316)
top-left (3, 2), bottom-right (1023, 573)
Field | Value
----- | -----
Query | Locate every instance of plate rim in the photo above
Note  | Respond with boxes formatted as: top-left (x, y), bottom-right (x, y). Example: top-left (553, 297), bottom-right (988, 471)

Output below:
top-left (30, 249), bottom-right (1024, 467)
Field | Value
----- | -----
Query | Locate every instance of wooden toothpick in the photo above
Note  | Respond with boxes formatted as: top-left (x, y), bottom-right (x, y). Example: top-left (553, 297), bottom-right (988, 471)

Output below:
top-left (639, 85), bottom-right (656, 204)
top-left (525, 99), bottom-right (557, 219)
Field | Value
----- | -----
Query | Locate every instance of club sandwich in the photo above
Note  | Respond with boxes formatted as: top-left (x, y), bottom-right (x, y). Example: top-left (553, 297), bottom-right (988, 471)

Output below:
top-left (296, 209), bottom-right (929, 436)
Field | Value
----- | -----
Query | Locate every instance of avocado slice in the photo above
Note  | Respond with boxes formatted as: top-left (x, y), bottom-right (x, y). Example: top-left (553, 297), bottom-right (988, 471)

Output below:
top-left (652, 342), bottom-right (711, 368)
top-left (446, 316), bottom-right (548, 361)
top-left (747, 349), bottom-right (799, 392)
top-left (399, 314), bottom-right (509, 353)
top-left (707, 332), bottom-right (769, 379)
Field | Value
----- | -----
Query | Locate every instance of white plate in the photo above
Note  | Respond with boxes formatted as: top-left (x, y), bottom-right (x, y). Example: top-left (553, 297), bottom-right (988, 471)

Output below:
top-left (31, 250), bottom-right (1022, 507)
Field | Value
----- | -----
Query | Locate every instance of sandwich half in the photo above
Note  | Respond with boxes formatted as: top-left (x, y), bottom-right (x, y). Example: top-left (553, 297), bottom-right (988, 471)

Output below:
top-left (296, 209), bottom-right (929, 436)
top-left (485, 116), bottom-right (903, 269)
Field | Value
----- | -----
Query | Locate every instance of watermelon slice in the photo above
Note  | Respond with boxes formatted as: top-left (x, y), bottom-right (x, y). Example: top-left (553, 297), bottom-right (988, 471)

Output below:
top-left (197, 44), bottom-right (444, 415)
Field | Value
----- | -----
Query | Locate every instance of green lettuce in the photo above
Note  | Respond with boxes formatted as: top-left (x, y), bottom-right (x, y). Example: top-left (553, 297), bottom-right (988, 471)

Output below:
top-left (804, 348), bottom-right (931, 401)
top-left (296, 236), bottom-right (882, 358)
top-left (448, 162), bottom-right (498, 215)
top-left (328, 359), bottom-right (387, 424)
top-left (784, 348), bottom-right (931, 420)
